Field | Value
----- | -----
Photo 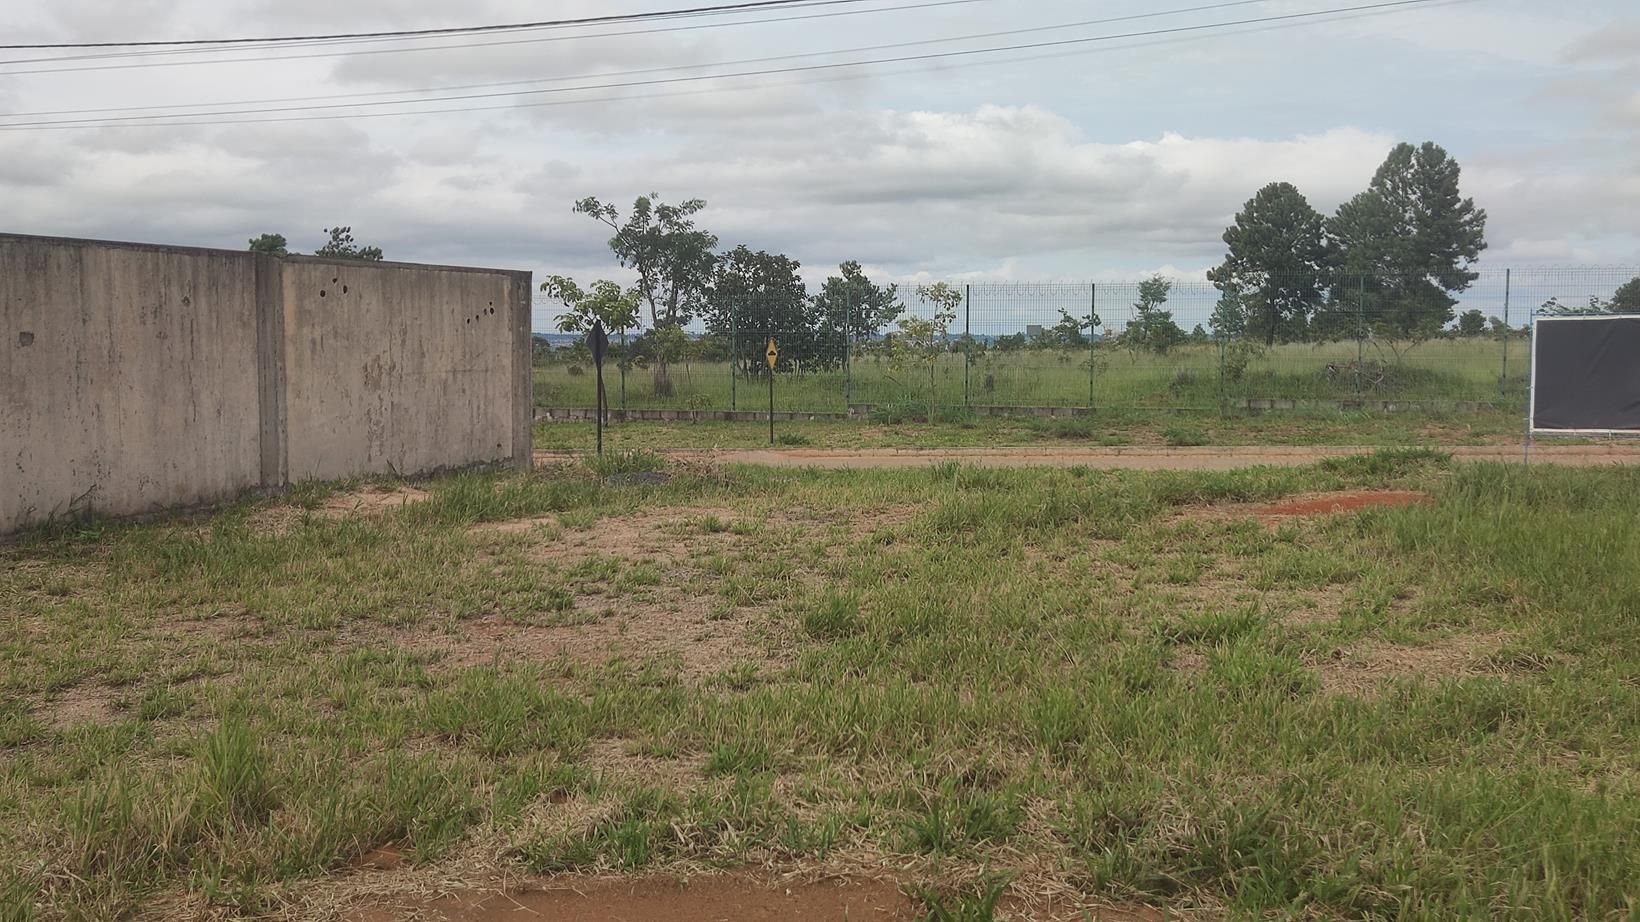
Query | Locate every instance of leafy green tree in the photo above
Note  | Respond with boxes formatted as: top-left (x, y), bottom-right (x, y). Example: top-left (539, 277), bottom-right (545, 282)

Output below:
top-left (1189, 324), bottom-right (1210, 344)
top-left (704, 245), bottom-right (817, 373)
top-left (1208, 182), bottom-right (1328, 345)
top-left (1325, 142), bottom-right (1487, 345)
top-left (1457, 309), bottom-right (1486, 337)
top-left (541, 275), bottom-right (641, 336)
top-left (1489, 316), bottom-right (1513, 335)
top-left (993, 333), bottom-right (1027, 352)
top-left (574, 194), bottom-right (718, 394)
top-left (248, 233), bottom-right (288, 256)
top-left (1209, 288), bottom-right (1248, 339)
top-left (886, 284), bottom-right (962, 418)
top-left (1122, 275), bottom-right (1185, 355)
top-left (314, 226), bottom-right (383, 261)
top-left (812, 261), bottom-right (903, 345)
top-left (1611, 277), bottom-right (1640, 313)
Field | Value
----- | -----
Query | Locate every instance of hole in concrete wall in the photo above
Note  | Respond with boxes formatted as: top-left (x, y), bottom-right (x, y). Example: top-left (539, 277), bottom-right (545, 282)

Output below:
top-left (343, 285), bottom-right (349, 294)
top-left (332, 277), bottom-right (339, 284)
top-left (18, 331), bottom-right (34, 347)
top-left (320, 290), bottom-right (327, 298)
top-left (181, 295), bottom-right (192, 308)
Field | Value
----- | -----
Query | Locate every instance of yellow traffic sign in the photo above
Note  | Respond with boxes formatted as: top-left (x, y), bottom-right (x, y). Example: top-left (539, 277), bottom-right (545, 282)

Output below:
top-left (766, 338), bottom-right (779, 370)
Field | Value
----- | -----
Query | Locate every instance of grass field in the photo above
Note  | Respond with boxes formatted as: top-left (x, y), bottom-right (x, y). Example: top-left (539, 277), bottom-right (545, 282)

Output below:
top-left (4, 452), bottom-right (1637, 920)
top-left (534, 408), bottom-right (1528, 452)
top-left (534, 339), bottom-right (1530, 413)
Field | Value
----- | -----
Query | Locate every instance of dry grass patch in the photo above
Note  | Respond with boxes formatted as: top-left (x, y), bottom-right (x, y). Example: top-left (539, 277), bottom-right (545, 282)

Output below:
top-left (1312, 630), bottom-right (1515, 698)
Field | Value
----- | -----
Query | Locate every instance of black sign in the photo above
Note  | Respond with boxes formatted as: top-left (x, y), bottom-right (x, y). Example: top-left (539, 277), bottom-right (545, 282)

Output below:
top-left (1532, 315), bottom-right (1640, 433)
top-left (589, 320), bottom-right (610, 370)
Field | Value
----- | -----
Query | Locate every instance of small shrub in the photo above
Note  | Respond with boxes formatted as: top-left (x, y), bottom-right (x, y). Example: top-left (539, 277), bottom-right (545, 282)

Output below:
top-left (1169, 369), bottom-right (1198, 391)
top-left (566, 365), bottom-right (585, 377)
top-left (585, 450), bottom-right (666, 478)
top-left (1162, 423), bottom-right (1209, 447)
top-left (871, 402), bottom-right (924, 425)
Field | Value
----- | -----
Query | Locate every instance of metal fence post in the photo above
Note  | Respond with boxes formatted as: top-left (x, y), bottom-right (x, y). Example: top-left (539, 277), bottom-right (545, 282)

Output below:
top-left (964, 284), bottom-right (972, 409)
top-left (1501, 267), bottom-right (1511, 397)
top-left (1218, 332), bottom-right (1227, 417)
top-left (1088, 283), bottom-right (1097, 410)
top-left (844, 288), bottom-right (853, 412)
top-left (730, 302), bottom-right (738, 413)
top-left (619, 328), bottom-right (627, 415)
top-left (1356, 274), bottom-right (1366, 394)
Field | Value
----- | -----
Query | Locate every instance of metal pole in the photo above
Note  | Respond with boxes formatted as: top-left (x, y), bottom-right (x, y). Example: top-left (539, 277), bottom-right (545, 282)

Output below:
top-left (844, 289), bottom-right (853, 411)
top-left (595, 365), bottom-right (605, 456)
top-left (1501, 268), bottom-right (1511, 397)
top-left (1218, 332), bottom-right (1227, 417)
top-left (1088, 283), bottom-right (1097, 410)
top-left (769, 357), bottom-right (776, 445)
top-left (730, 304), bottom-right (738, 413)
top-left (964, 284), bottom-right (972, 409)
top-left (1356, 274), bottom-right (1366, 394)
top-left (619, 328), bottom-right (627, 416)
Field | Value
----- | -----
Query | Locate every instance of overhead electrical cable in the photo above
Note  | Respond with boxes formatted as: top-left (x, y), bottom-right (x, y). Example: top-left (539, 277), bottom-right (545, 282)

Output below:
top-left (2, 0), bottom-right (1275, 119)
top-left (0, 0), bottom-right (1456, 132)
top-left (0, 0), bottom-right (894, 49)
top-left (0, 0), bottom-right (994, 70)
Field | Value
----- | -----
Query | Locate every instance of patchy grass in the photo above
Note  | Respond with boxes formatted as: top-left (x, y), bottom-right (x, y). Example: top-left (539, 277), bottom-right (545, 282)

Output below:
top-left (3, 453), bottom-right (1639, 920)
top-left (535, 407), bottom-right (1527, 453)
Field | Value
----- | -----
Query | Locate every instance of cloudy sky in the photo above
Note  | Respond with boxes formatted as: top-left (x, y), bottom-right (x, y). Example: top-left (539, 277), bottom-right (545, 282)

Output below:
top-left (3, 0), bottom-right (1638, 329)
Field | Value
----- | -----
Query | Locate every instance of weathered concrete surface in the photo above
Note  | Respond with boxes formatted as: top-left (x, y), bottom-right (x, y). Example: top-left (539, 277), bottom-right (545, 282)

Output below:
top-left (2, 233), bottom-right (532, 534)
top-left (2, 236), bottom-right (263, 529)
top-left (279, 258), bottom-right (530, 483)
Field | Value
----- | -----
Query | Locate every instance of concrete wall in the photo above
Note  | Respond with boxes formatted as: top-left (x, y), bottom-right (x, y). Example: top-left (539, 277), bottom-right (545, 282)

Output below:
top-left (2, 233), bottom-right (531, 533)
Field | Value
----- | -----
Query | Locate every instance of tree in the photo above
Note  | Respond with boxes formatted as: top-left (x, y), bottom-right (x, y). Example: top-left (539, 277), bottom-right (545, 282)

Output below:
top-left (1189, 324), bottom-right (1210, 344)
top-left (887, 284), bottom-right (962, 419)
top-left (574, 194), bottom-right (718, 395)
top-left (541, 275), bottom-right (641, 336)
top-left (248, 233), bottom-right (288, 256)
top-left (314, 226), bottom-right (383, 261)
top-left (1489, 316), bottom-right (1513, 336)
top-left (704, 245), bottom-right (817, 373)
top-left (1457, 309), bottom-right (1486, 337)
top-left (1325, 142), bottom-right (1487, 346)
top-left (812, 261), bottom-right (903, 345)
top-left (1047, 305), bottom-right (1100, 349)
top-left (1611, 277), bottom-right (1640, 313)
top-left (1209, 287), bottom-right (1248, 339)
top-left (1208, 182), bottom-right (1328, 345)
top-left (1122, 275), bottom-right (1185, 355)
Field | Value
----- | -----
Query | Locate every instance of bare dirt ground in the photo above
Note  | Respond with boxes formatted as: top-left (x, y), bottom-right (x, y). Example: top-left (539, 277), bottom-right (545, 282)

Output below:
top-left (538, 444), bottom-right (1640, 471)
top-left (344, 874), bottom-right (1168, 922)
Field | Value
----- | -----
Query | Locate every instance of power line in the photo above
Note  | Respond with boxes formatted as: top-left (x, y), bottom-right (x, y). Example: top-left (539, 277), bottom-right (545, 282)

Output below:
top-left (2, 0), bottom-right (1273, 120)
top-left (0, 0), bottom-right (1456, 132)
top-left (0, 0), bottom-right (990, 73)
top-left (0, 0), bottom-right (885, 49)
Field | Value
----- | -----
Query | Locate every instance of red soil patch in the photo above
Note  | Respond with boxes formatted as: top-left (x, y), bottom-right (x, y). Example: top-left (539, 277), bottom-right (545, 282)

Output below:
top-left (1253, 491), bottom-right (1430, 518)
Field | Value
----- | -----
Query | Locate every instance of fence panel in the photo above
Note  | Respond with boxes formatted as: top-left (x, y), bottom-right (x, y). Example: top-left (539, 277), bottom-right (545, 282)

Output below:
top-left (530, 267), bottom-right (1640, 417)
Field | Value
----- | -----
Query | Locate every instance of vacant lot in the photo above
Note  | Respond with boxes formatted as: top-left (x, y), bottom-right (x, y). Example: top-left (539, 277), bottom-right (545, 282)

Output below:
top-left (534, 339), bottom-right (1529, 413)
top-left (3, 452), bottom-right (1637, 920)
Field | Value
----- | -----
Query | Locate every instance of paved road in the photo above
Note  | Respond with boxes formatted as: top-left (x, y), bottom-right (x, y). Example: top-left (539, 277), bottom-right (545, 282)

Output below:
top-left (538, 444), bottom-right (1640, 471)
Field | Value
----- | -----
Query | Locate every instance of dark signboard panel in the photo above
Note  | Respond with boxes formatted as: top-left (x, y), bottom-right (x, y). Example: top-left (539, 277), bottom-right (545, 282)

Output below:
top-left (1531, 315), bottom-right (1640, 433)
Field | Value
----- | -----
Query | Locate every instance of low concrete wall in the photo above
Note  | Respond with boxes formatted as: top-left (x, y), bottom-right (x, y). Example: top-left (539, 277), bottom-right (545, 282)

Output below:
top-left (2, 233), bottom-right (531, 533)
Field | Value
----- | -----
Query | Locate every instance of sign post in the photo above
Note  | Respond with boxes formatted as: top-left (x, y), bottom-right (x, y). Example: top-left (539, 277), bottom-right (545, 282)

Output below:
top-left (766, 338), bottom-right (779, 445)
top-left (590, 320), bottom-right (610, 457)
